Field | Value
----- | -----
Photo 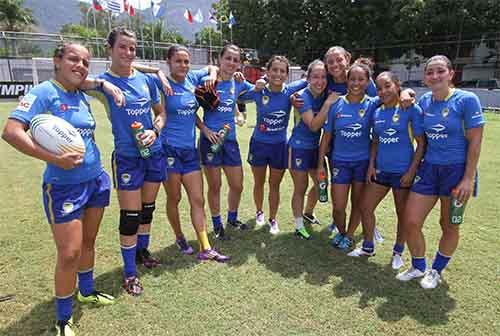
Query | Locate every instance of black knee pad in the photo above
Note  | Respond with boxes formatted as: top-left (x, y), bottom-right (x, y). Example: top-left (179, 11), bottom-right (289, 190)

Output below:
top-left (142, 202), bottom-right (156, 225)
top-left (119, 210), bottom-right (142, 236)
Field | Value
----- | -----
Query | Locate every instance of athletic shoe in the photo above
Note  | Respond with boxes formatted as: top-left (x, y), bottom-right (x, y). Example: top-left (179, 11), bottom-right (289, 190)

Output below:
top-left (328, 222), bottom-right (338, 233)
top-left (269, 219), bottom-right (280, 235)
top-left (255, 211), bottom-right (266, 227)
top-left (337, 236), bottom-right (354, 251)
top-left (295, 227), bottom-right (311, 240)
top-left (76, 290), bottom-right (115, 306)
top-left (303, 213), bottom-right (321, 225)
top-left (391, 254), bottom-right (404, 270)
top-left (176, 237), bottom-right (194, 255)
top-left (347, 247), bottom-right (375, 257)
top-left (331, 232), bottom-right (344, 247)
top-left (228, 220), bottom-right (248, 230)
top-left (55, 318), bottom-right (75, 336)
top-left (123, 276), bottom-right (143, 296)
top-left (214, 226), bottom-right (229, 241)
top-left (197, 248), bottom-right (230, 263)
top-left (420, 269), bottom-right (441, 289)
top-left (136, 248), bottom-right (161, 268)
top-left (396, 267), bottom-right (425, 282)
top-left (374, 226), bottom-right (384, 243)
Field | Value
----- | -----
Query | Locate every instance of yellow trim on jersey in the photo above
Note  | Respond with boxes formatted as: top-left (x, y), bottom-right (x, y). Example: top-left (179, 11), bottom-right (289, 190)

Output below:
top-left (107, 69), bottom-right (136, 78)
top-left (45, 184), bottom-right (55, 224)
top-left (50, 79), bottom-right (68, 92)
top-left (445, 88), bottom-right (455, 101)
top-left (380, 103), bottom-right (400, 110)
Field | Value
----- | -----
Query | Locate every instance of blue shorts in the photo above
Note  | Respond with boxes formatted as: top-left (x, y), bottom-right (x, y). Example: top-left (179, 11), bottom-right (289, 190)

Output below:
top-left (373, 170), bottom-right (407, 189)
top-left (112, 150), bottom-right (167, 190)
top-left (330, 160), bottom-right (369, 184)
top-left (42, 171), bottom-right (111, 224)
top-left (248, 138), bottom-right (287, 170)
top-left (411, 162), bottom-right (476, 197)
top-left (199, 135), bottom-right (242, 167)
top-left (289, 147), bottom-right (319, 172)
top-left (163, 144), bottom-right (201, 175)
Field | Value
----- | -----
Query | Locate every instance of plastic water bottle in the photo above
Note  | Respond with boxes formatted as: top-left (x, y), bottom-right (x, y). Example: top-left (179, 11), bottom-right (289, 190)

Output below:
top-left (210, 124), bottom-right (231, 153)
top-left (318, 170), bottom-right (328, 203)
top-left (450, 188), bottom-right (466, 225)
top-left (131, 121), bottom-right (151, 159)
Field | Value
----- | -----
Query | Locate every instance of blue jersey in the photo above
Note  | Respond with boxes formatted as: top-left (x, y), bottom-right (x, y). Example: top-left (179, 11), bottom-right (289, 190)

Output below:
top-left (240, 79), bottom-right (307, 144)
top-left (201, 78), bottom-right (253, 141)
top-left (372, 104), bottom-right (424, 173)
top-left (10, 80), bottom-right (102, 184)
top-left (155, 69), bottom-right (208, 149)
top-left (288, 86), bottom-right (326, 149)
top-left (326, 74), bottom-right (377, 97)
top-left (418, 89), bottom-right (485, 165)
top-left (90, 70), bottom-right (161, 157)
top-left (324, 95), bottom-right (379, 161)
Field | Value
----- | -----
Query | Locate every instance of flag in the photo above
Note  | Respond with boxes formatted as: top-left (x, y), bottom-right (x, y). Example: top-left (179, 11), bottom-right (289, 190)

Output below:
top-left (92, 0), bottom-right (103, 11)
top-left (129, 5), bottom-right (135, 16)
top-left (151, 1), bottom-right (166, 18)
top-left (124, 0), bottom-right (129, 11)
top-left (228, 11), bottom-right (236, 28)
top-left (106, 0), bottom-right (122, 14)
top-left (184, 9), bottom-right (193, 23)
top-left (208, 11), bottom-right (217, 24)
top-left (193, 8), bottom-right (203, 23)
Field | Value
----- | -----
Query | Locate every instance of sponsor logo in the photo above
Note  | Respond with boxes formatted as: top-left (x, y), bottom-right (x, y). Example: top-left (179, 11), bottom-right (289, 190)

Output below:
top-left (426, 123), bottom-right (448, 140)
top-left (295, 158), bottom-right (302, 167)
top-left (384, 128), bottom-right (397, 136)
top-left (17, 93), bottom-right (37, 112)
top-left (336, 113), bottom-right (351, 119)
top-left (217, 105), bottom-right (233, 113)
top-left (167, 157), bottom-right (175, 166)
top-left (178, 101), bottom-right (197, 116)
top-left (379, 136), bottom-right (400, 144)
top-left (51, 124), bottom-right (77, 144)
top-left (453, 199), bottom-right (464, 208)
top-left (319, 181), bottom-right (327, 189)
top-left (374, 120), bottom-right (385, 124)
top-left (442, 107), bottom-right (449, 118)
top-left (358, 108), bottom-right (366, 118)
top-left (430, 124), bottom-right (446, 132)
top-left (263, 117), bottom-right (283, 126)
top-left (424, 112), bottom-right (435, 117)
top-left (60, 104), bottom-right (68, 112)
top-left (340, 123), bottom-right (363, 138)
top-left (262, 96), bottom-right (269, 105)
top-left (62, 202), bottom-right (74, 214)
top-left (121, 173), bottom-right (131, 184)
top-left (259, 123), bottom-right (267, 132)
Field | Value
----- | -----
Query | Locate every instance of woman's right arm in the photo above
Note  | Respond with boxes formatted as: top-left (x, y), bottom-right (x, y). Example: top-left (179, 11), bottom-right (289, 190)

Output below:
top-left (366, 137), bottom-right (378, 183)
top-left (303, 92), bottom-right (340, 131)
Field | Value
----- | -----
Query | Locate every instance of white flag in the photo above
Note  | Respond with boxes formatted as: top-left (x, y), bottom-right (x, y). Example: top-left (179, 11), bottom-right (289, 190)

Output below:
top-left (193, 8), bottom-right (203, 23)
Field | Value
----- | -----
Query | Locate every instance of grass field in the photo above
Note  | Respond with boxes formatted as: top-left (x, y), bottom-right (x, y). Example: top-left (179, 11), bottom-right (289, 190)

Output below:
top-left (0, 101), bottom-right (499, 336)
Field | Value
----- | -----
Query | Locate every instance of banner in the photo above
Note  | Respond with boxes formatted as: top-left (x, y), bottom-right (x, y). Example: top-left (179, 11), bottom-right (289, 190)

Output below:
top-left (0, 81), bottom-right (34, 99)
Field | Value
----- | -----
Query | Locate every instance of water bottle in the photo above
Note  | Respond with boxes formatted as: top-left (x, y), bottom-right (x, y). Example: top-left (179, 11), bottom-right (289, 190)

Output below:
top-left (318, 170), bottom-right (328, 203)
top-left (450, 188), bottom-right (466, 225)
top-left (210, 124), bottom-right (231, 153)
top-left (131, 121), bottom-right (151, 159)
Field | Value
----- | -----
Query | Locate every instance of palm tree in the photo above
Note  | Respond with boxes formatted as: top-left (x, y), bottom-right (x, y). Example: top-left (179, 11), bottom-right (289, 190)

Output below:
top-left (0, 0), bottom-right (36, 31)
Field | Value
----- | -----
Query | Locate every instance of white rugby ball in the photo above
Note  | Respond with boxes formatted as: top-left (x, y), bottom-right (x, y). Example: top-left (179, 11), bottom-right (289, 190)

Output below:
top-left (30, 114), bottom-right (86, 155)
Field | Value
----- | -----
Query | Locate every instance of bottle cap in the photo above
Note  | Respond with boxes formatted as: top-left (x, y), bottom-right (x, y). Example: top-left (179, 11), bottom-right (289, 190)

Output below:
top-left (131, 121), bottom-right (142, 129)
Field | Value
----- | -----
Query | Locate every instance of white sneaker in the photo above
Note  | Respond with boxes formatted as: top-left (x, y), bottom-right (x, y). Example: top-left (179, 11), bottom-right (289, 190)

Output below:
top-left (347, 247), bottom-right (375, 257)
top-left (374, 226), bottom-right (384, 243)
top-left (420, 269), bottom-right (441, 289)
top-left (396, 267), bottom-right (425, 282)
top-left (391, 254), bottom-right (404, 270)
top-left (269, 219), bottom-right (280, 235)
top-left (255, 211), bottom-right (265, 227)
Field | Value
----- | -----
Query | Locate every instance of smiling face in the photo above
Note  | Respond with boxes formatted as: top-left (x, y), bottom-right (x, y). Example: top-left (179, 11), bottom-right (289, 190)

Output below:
top-left (168, 50), bottom-right (190, 81)
top-left (267, 60), bottom-right (288, 88)
top-left (307, 64), bottom-right (327, 95)
top-left (347, 66), bottom-right (369, 97)
top-left (325, 50), bottom-right (350, 80)
top-left (109, 34), bottom-right (136, 70)
top-left (376, 73), bottom-right (400, 106)
top-left (424, 58), bottom-right (454, 93)
top-left (219, 47), bottom-right (240, 78)
top-left (53, 44), bottom-right (90, 89)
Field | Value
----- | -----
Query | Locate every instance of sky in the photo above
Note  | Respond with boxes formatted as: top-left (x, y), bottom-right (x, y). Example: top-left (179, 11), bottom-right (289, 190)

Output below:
top-left (79, 0), bottom-right (155, 10)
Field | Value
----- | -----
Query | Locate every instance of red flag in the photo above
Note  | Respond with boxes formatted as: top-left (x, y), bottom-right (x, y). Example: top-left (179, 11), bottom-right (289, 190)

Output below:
top-left (92, 0), bottom-right (103, 11)
top-left (129, 5), bottom-right (135, 16)
top-left (184, 9), bottom-right (193, 23)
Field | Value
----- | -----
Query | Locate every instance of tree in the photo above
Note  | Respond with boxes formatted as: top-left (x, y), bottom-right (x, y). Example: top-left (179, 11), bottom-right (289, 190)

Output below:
top-left (0, 0), bottom-right (35, 31)
top-left (195, 27), bottom-right (222, 47)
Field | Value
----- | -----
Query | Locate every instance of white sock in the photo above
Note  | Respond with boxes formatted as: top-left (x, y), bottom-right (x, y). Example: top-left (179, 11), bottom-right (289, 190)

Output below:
top-left (294, 217), bottom-right (304, 230)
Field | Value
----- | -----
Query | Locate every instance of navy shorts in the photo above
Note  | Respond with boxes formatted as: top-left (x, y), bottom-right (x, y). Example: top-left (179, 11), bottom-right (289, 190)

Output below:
top-left (199, 135), bottom-right (242, 167)
top-left (247, 138), bottom-right (287, 170)
top-left (331, 160), bottom-right (369, 184)
top-left (112, 150), bottom-right (167, 190)
top-left (373, 170), bottom-right (407, 189)
top-left (42, 171), bottom-right (111, 224)
top-left (289, 147), bottom-right (319, 172)
top-left (163, 144), bottom-right (201, 175)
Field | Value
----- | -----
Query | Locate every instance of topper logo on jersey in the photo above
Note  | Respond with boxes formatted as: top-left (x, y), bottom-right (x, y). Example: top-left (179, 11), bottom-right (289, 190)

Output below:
top-left (263, 110), bottom-right (287, 127)
top-left (178, 101), bottom-right (197, 116)
top-left (426, 123), bottom-right (448, 140)
top-left (217, 98), bottom-right (234, 113)
top-left (379, 128), bottom-right (399, 144)
top-left (340, 123), bottom-right (362, 138)
top-left (126, 97), bottom-right (150, 116)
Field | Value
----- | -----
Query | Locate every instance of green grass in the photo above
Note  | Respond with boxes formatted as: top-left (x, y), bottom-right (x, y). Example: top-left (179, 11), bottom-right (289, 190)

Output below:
top-left (0, 102), bottom-right (499, 336)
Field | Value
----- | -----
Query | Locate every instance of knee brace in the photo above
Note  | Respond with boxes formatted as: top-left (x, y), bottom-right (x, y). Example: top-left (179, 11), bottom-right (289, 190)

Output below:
top-left (142, 202), bottom-right (156, 225)
top-left (119, 210), bottom-right (142, 236)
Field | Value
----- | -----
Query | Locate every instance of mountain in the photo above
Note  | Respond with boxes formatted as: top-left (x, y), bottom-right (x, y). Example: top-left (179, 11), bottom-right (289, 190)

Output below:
top-left (23, 0), bottom-right (217, 41)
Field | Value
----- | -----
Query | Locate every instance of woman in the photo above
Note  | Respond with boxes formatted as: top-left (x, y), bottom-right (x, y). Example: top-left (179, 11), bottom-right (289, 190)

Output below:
top-left (2, 43), bottom-right (117, 335)
top-left (347, 71), bottom-right (425, 270)
top-left (396, 55), bottom-right (484, 289)
top-left (158, 44), bottom-right (229, 262)
top-left (89, 27), bottom-right (167, 296)
top-left (239, 55), bottom-right (307, 234)
top-left (288, 59), bottom-right (338, 239)
top-left (197, 44), bottom-right (254, 240)
top-left (318, 63), bottom-right (379, 251)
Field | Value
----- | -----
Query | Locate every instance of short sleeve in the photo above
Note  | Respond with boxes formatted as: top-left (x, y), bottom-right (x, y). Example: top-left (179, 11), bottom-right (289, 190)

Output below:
top-left (237, 80), bottom-right (254, 98)
top-left (286, 79), bottom-right (308, 95)
top-left (323, 101), bottom-right (338, 133)
top-left (188, 68), bottom-right (209, 87)
top-left (9, 85), bottom-right (50, 125)
top-left (145, 74), bottom-right (160, 105)
top-left (366, 78), bottom-right (378, 97)
top-left (462, 92), bottom-right (485, 129)
top-left (410, 105), bottom-right (424, 136)
top-left (298, 90), bottom-right (313, 114)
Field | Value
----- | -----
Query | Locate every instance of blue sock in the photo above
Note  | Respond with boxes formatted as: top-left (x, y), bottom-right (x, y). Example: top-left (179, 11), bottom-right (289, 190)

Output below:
top-left (55, 294), bottom-right (73, 322)
top-left (121, 244), bottom-right (137, 278)
top-left (432, 251), bottom-right (452, 274)
top-left (393, 243), bottom-right (405, 255)
top-left (362, 240), bottom-right (375, 252)
top-left (137, 233), bottom-right (150, 250)
top-left (411, 257), bottom-right (426, 272)
top-left (212, 215), bottom-right (222, 230)
top-left (227, 210), bottom-right (238, 223)
top-left (77, 269), bottom-right (94, 296)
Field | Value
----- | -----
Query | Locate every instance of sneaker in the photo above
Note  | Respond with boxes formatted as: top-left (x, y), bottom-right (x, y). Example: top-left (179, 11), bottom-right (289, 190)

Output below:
top-left (175, 237), bottom-right (194, 255)
top-left (374, 226), bottom-right (384, 243)
top-left (255, 211), bottom-right (266, 227)
top-left (295, 227), bottom-right (311, 240)
top-left (55, 318), bottom-right (75, 336)
top-left (337, 236), bottom-right (354, 251)
top-left (214, 226), bottom-right (229, 241)
top-left (391, 254), bottom-right (404, 270)
top-left (303, 213), bottom-right (321, 225)
top-left (197, 248), bottom-right (230, 263)
top-left (420, 269), bottom-right (442, 289)
top-left (269, 219), bottom-right (280, 235)
top-left (396, 267), bottom-right (425, 282)
top-left (123, 276), bottom-right (143, 296)
top-left (228, 220), bottom-right (248, 230)
top-left (328, 222), bottom-right (338, 233)
top-left (76, 290), bottom-right (115, 306)
top-left (331, 232), bottom-right (344, 247)
top-left (347, 247), bottom-right (375, 257)
top-left (136, 248), bottom-right (161, 268)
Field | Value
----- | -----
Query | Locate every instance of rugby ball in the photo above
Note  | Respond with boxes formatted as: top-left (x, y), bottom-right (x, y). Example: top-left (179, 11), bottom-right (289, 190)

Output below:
top-left (30, 114), bottom-right (86, 155)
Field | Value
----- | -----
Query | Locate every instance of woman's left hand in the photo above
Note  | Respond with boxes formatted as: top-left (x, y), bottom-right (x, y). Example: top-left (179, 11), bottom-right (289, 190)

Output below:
top-left (453, 177), bottom-right (474, 203)
top-left (158, 70), bottom-right (173, 96)
top-left (400, 88), bottom-right (416, 109)
top-left (233, 71), bottom-right (245, 82)
top-left (140, 130), bottom-right (157, 147)
top-left (205, 75), bottom-right (217, 91)
top-left (400, 169), bottom-right (416, 188)
top-left (103, 81), bottom-right (125, 107)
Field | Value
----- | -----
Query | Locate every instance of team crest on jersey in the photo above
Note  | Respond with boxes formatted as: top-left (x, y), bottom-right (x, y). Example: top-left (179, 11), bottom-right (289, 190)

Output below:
top-left (62, 202), bottom-right (74, 214)
top-left (121, 173), bottom-right (131, 185)
top-left (167, 157), bottom-right (175, 166)
top-left (358, 109), bottom-right (366, 118)
top-left (392, 112), bottom-right (400, 123)
top-left (295, 158), bottom-right (302, 167)
top-left (442, 108), bottom-right (449, 118)
top-left (207, 153), bottom-right (214, 162)
top-left (332, 168), bottom-right (340, 177)
top-left (262, 96), bottom-right (270, 105)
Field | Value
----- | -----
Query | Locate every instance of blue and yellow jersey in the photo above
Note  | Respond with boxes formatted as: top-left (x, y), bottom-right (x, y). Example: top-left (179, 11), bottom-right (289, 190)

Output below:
top-left (288, 86), bottom-right (326, 149)
top-left (88, 70), bottom-right (161, 157)
top-left (327, 74), bottom-right (377, 97)
top-left (239, 79), bottom-right (307, 144)
top-left (10, 80), bottom-right (102, 184)
top-left (417, 89), bottom-right (485, 165)
top-left (372, 104), bottom-right (424, 173)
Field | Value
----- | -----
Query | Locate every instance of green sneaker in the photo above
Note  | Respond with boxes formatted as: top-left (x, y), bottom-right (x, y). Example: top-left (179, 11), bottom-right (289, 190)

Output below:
top-left (76, 290), bottom-right (115, 306)
top-left (55, 317), bottom-right (75, 336)
top-left (295, 227), bottom-right (311, 240)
